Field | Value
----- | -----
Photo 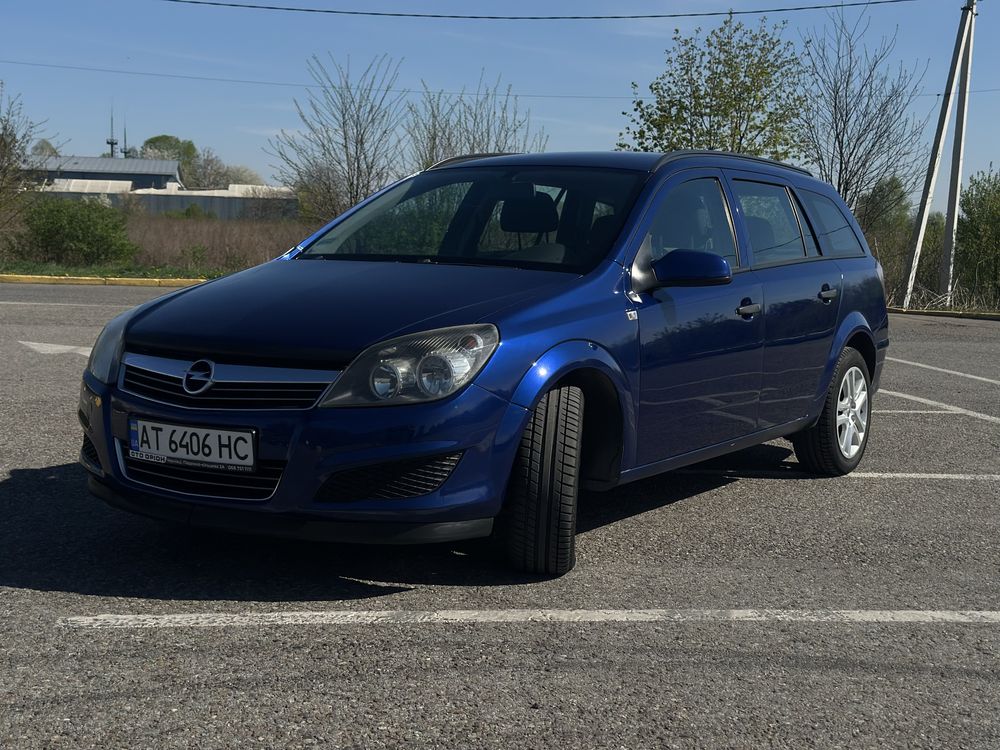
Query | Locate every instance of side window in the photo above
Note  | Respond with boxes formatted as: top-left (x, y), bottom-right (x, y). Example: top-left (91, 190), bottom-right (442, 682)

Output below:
top-left (800, 191), bottom-right (867, 258)
top-left (646, 178), bottom-right (738, 268)
top-left (790, 194), bottom-right (821, 257)
top-left (731, 180), bottom-right (806, 265)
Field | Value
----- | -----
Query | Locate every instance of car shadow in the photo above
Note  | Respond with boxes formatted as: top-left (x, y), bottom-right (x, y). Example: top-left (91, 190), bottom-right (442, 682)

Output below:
top-left (0, 443), bottom-right (799, 602)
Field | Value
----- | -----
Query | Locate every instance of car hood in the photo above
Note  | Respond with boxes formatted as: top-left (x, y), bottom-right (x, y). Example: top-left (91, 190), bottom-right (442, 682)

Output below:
top-left (124, 259), bottom-right (575, 368)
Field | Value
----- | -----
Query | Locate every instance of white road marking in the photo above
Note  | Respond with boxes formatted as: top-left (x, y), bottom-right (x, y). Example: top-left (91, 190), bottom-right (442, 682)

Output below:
top-left (19, 341), bottom-right (92, 357)
top-left (887, 356), bottom-right (1000, 386)
top-left (880, 389), bottom-right (1000, 424)
top-left (60, 608), bottom-right (1000, 629)
top-left (853, 471), bottom-right (1000, 480)
top-left (676, 468), bottom-right (1000, 481)
top-left (875, 409), bottom-right (959, 414)
top-left (0, 301), bottom-right (130, 308)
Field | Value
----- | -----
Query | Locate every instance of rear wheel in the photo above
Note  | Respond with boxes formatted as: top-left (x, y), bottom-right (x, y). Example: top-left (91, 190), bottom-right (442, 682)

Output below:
top-left (501, 385), bottom-right (584, 576)
top-left (792, 347), bottom-right (871, 475)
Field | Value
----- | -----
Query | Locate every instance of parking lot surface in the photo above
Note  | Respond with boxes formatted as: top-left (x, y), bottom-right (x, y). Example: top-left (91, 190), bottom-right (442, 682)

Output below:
top-left (2, 283), bottom-right (999, 748)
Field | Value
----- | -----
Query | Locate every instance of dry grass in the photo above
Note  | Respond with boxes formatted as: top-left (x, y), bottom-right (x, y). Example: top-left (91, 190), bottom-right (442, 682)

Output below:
top-left (126, 216), bottom-right (323, 274)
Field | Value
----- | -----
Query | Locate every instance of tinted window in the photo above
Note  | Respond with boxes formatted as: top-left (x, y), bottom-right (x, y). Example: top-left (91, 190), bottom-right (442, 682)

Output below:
top-left (800, 190), bottom-right (867, 258)
top-left (301, 167), bottom-right (645, 273)
top-left (731, 181), bottom-right (806, 265)
top-left (646, 178), bottom-right (738, 268)
top-left (790, 194), bottom-right (821, 257)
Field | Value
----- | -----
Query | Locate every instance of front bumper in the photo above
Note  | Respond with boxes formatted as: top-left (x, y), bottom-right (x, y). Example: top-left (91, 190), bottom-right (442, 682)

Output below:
top-left (80, 371), bottom-right (529, 540)
top-left (87, 475), bottom-right (493, 543)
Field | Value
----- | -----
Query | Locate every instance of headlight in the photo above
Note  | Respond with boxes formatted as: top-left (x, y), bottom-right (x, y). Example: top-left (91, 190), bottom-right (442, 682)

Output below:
top-left (86, 310), bottom-right (131, 384)
top-left (321, 324), bottom-right (499, 407)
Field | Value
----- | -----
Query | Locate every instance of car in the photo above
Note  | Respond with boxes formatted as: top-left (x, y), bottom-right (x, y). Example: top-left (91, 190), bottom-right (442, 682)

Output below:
top-left (79, 150), bottom-right (889, 576)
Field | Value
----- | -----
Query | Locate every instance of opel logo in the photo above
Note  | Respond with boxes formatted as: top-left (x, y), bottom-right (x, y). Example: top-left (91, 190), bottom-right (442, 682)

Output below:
top-left (183, 359), bottom-right (215, 395)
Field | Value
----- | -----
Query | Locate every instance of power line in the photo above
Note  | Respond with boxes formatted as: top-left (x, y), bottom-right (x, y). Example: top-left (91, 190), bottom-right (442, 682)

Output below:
top-left (157, 0), bottom-right (920, 21)
top-left (2, 58), bottom-right (998, 100)
top-left (0, 58), bottom-right (632, 99)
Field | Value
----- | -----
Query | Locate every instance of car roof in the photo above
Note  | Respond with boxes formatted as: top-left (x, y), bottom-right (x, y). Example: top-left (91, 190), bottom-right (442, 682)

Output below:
top-left (428, 150), bottom-right (813, 178)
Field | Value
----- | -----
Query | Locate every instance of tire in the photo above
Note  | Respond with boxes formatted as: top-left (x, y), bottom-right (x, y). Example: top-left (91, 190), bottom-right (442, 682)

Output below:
top-left (792, 347), bottom-right (872, 476)
top-left (501, 385), bottom-right (584, 576)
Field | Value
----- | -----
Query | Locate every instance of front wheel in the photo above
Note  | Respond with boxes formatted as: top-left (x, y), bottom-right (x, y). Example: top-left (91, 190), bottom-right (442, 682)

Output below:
top-left (792, 347), bottom-right (871, 476)
top-left (500, 385), bottom-right (584, 577)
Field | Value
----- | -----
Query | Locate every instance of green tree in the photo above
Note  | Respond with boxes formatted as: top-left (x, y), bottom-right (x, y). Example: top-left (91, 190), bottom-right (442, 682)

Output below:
top-left (956, 167), bottom-right (1000, 306)
top-left (617, 13), bottom-right (805, 160)
top-left (141, 134), bottom-right (198, 175)
top-left (855, 176), bottom-right (938, 301)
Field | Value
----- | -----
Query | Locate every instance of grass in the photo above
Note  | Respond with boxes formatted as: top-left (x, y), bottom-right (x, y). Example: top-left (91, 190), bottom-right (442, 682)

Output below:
top-left (0, 259), bottom-right (228, 279)
top-left (1, 214), bottom-right (322, 280)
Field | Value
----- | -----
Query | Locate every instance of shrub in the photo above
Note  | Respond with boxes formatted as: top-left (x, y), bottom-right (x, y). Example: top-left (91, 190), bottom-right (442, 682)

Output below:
top-left (17, 197), bottom-right (138, 265)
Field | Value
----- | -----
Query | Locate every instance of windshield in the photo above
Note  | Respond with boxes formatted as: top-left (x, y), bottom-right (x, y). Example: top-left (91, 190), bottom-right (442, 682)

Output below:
top-left (299, 166), bottom-right (646, 273)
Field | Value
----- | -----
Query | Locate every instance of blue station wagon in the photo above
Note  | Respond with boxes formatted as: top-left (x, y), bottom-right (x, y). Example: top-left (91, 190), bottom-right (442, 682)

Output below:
top-left (80, 151), bottom-right (889, 576)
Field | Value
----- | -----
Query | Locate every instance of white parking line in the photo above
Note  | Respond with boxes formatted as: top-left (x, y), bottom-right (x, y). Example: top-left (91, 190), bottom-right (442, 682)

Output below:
top-left (19, 341), bottom-right (92, 357)
top-left (880, 389), bottom-right (1000, 424)
top-left (887, 356), bottom-right (1000, 386)
top-left (876, 409), bottom-right (959, 414)
top-left (676, 469), bottom-right (1000, 481)
top-left (60, 608), bottom-right (1000, 629)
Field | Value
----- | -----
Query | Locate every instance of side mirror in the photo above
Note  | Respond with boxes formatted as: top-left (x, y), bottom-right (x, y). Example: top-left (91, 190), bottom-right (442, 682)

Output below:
top-left (650, 249), bottom-right (732, 287)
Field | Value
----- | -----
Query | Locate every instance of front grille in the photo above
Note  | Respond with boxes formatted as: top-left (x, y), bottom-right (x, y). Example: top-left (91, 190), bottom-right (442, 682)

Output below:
top-left (80, 435), bottom-right (100, 469)
top-left (120, 443), bottom-right (285, 500)
top-left (123, 364), bottom-right (329, 410)
top-left (315, 453), bottom-right (463, 503)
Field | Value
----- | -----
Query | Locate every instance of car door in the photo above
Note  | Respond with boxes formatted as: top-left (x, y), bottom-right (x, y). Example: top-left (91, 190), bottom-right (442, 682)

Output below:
top-left (631, 170), bottom-right (764, 466)
top-left (725, 173), bottom-right (843, 430)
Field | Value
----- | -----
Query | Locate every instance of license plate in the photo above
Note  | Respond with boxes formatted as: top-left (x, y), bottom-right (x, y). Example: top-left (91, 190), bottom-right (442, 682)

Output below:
top-left (128, 418), bottom-right (256, 472)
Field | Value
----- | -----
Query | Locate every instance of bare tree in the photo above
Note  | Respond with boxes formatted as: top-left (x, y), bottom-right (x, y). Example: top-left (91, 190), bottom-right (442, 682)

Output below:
top-left (185, 148), bottom-right (262, 189)
top-left (406, 73), bottom-right (548, 171)
top-left (797, 11), bottom-right (928, 231)
top-left (268, 54), bottom-right (408, 221)
top-left (0, 82), bottom-right (45, 234)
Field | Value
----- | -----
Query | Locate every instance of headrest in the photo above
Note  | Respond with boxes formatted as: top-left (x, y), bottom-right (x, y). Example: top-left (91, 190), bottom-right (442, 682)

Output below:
top-left (500, 193), bottom-right (559, 234)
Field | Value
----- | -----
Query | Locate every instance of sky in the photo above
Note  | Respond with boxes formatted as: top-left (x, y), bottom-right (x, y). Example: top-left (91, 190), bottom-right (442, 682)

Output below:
top-left (2, 0), bottom-right (995, 209)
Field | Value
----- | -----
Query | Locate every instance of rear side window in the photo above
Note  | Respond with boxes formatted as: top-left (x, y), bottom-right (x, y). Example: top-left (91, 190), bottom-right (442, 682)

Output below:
top-left (799, 191), bottom-right (867, 258)
top-left (646, 178), bottom-right (739, 269)
top-left (731, 181), bottom-right (806, 265)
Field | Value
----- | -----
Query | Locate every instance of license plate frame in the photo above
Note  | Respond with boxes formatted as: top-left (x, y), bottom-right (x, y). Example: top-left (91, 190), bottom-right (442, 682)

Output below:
top-left (128, 417), bottom-right (258, 473)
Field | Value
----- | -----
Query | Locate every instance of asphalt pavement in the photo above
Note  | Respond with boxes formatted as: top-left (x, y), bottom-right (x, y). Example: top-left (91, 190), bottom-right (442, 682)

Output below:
top-left (1, 283), bottom-right (999, 748)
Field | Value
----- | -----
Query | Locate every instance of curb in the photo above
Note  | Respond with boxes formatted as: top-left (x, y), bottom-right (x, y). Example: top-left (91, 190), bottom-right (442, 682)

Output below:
top-left (887, 307), bottom-right (1000, 322)
top-left (0, 273), bottom-right (205, 288)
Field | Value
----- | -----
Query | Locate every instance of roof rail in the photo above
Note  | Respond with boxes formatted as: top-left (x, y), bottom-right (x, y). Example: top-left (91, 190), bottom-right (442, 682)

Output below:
top-left (654, 150), bottom-right (812, 177)
top-left (426, 153), bottom-right (519, 170)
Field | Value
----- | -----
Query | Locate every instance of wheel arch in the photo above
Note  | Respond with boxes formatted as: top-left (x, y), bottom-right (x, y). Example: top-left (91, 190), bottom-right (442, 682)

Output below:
top-left (812, 313), bottom-right (877, 419)
top-left (509, 340), bottom-right (635, 488)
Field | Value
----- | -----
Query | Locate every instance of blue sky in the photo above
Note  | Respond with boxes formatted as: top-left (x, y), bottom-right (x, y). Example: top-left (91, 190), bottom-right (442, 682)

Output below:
top-left (2, 0), bottom-right (994, 208)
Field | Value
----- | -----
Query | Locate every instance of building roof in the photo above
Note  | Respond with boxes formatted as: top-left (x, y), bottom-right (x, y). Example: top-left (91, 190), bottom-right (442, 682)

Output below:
top-left (42, 179), bottom-right (134, 194)
top-left (38, 155), bottom-right (181, 177)
top-left (132, 183), bottom-right (293, 197)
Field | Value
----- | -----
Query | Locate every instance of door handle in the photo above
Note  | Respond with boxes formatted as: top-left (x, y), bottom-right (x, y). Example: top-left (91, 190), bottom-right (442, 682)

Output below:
top-left (736, 300), bottom-right (761, 318)
top-left (819, 284), bottom-right (839, 302)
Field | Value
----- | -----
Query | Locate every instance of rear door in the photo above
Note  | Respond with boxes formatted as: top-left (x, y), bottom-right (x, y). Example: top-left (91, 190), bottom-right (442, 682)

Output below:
top-left (725, 173), bottom-right (843, 429)
top-left (632, 169), bottom-right (764, 465)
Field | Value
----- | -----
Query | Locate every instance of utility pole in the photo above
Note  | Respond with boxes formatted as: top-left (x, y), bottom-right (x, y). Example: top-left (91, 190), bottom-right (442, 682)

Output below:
top-left (939, 1), bottom-right (976, 305)
top-left (902, 0), bottom-right (977, 310)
